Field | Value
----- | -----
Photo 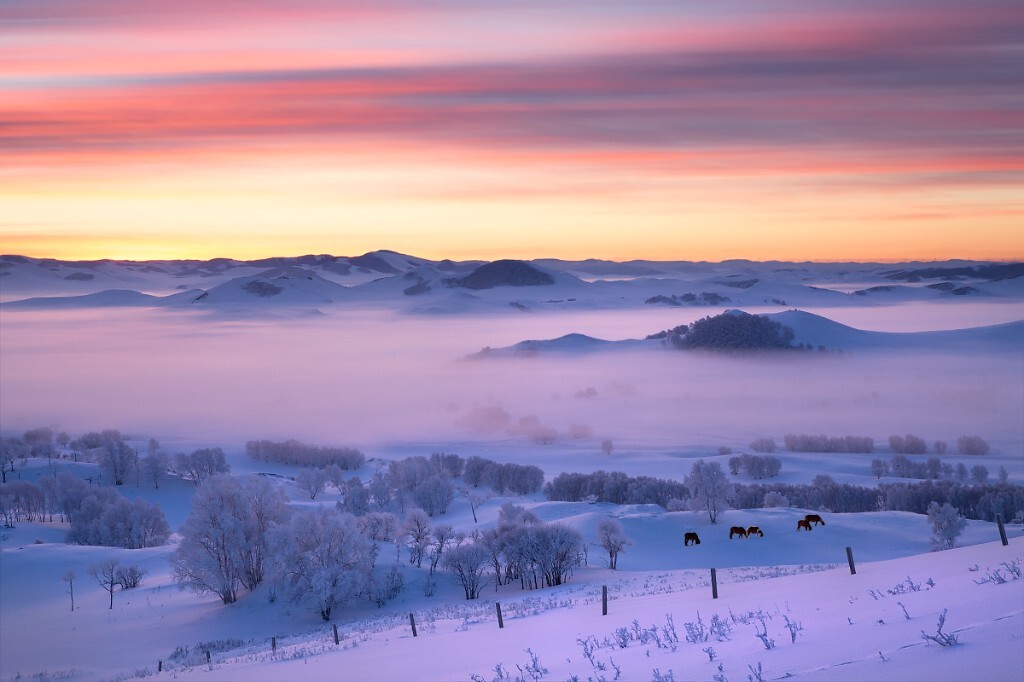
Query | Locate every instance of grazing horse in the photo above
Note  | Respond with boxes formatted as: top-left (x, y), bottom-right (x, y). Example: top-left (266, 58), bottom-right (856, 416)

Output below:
top-left (684, 532), bottom-right (701, 546)
top-left (746, 526), bottom-right (764, 537)
top-left (796, 519), bottom-right (812, 531)
top-left (729, 526), bottom-right (748, 539)
top-left (805, 514), bottom-right (825, 526)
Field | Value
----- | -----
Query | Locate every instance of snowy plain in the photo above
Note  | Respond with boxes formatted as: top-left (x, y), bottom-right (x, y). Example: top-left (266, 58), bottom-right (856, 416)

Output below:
top-left (1, 254), bottom-right (1023, 682)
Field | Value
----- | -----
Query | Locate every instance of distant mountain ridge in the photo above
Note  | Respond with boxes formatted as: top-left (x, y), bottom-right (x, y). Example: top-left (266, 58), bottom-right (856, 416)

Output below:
top-left (2, 252), bottom-right (1022, 314)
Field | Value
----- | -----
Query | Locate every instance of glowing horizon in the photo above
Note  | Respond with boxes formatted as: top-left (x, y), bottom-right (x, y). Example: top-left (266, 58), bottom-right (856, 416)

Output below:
top-left (3, 0), bottom-right (1022, 263)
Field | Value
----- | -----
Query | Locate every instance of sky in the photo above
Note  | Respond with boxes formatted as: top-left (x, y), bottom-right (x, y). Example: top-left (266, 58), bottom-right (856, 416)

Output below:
top-left (1, 0), bottom-right (1022, 262)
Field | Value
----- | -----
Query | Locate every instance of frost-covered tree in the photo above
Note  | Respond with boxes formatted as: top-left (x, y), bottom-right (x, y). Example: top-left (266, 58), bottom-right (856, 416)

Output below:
top-left (296, 467), bottom-right (329, 500)
top-left (685, 460), bottom-right (734, 523)
top-left (763, 490), bottom-right (790, 508)
top-left (971, 464), bottom-right (989, 485)
top-left (90, 558), bottom-right (120, 610)
top-left (272, 507), bottom-right (376, 621)
top-left (958, 436), bottom-right (990, 456)
top-left (601, 439), bottom-right (614, 456)
top-left (596, 518), bottom-right (629, 570)
top-left (98, 439), bottom-right (136, 486)
top-left (413, 475), bottom-right (455, 516)
top-left (141, 451), bottom-right (169, 489)
top-left (870, 459), bottom-right (889, 479)
top-left (927, 501), bottom-right (967, 550)
top-left (401, 508), bottom-right (432, 568)
top-left (998, 466), bottom-right (1009, 484)
top-left (0, 438), bottom-right (27, 483)
top-left (174, 448), bottom-right (230, 486)
top-left (340, 477), bottom-right (370, 516)
top-left (444, 543), bottom-right (490, 599)
top-left (427, 523), bottom-right (457, 575)
top-left (171, 474), bottom-right (289, 604)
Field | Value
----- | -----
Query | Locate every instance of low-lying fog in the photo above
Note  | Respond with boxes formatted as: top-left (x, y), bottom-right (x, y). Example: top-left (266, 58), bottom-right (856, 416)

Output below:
top-left (1, 305), bottom-right (1021, 457)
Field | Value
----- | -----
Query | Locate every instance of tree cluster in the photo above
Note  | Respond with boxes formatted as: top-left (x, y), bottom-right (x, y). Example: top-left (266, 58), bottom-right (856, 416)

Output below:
top-left (0, 473), bottom-right (169, 548)
top-left (727, 454), bottom-right (782, 479)
top-left (783, 433), bottom-right (875, 453)
top-left (476, 503), bottom-right (585, 593)
top-left (749, 438), bottom-right (777, 453)
top-left (728, 479), bottom-right (1023, 522)
top-left (245, 439), bottom-right (365, 469)
top-left (679, 311), bottom-right (795, 351)
top-left (174, 448), bottom-right (230, 485)
top-left (463, 455), bottom-right (544, 494)
top-left (543, 470), bottom-right (688, 507)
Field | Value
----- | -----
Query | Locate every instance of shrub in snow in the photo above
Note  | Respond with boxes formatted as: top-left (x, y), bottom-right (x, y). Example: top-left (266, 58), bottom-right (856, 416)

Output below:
top-left (444, 543), bottom-right (490, 599)
top-left (762, 490), bottom-right (790, 508)
top-left (927, 501), bottom-right (967, 550)
top-left (115, 564), bottom-right (146, 589)
top-left (750, 437), bottom-right (776, 453)
top-left (920, 609), bottom-right (959, 646)
top-left (172, 474), bottom-right (290, 604)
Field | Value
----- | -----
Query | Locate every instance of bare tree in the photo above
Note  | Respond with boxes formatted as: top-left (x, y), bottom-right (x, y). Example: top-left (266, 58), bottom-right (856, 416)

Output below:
top-left (601, 439), bottom-right (614, 456)
top-left (596, 518), bottom-right (630, 570)
top-left (90, 558), bottom-right (120, 609)
top-left (63, 569), bottom-right (75, 611)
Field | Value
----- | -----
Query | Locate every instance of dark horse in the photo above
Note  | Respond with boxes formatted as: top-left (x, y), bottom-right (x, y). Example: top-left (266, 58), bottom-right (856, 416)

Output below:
top-left (729, 526), bottom-right (748, 539)
top-left (796, 519), bottom-right (812, 531)
top-left (805, 514), bottom-right (825, 526)
top-left (746, 526), bottom-right (764, 537)
top-left (684, 531), bottom-right (701, 546)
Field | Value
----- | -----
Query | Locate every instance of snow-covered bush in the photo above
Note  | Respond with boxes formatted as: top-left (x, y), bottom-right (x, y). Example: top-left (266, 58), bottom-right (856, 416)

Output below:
top-left (174, 448), bottom-right (230, 486)
top-left (926, 501), bottom-right (967, 550)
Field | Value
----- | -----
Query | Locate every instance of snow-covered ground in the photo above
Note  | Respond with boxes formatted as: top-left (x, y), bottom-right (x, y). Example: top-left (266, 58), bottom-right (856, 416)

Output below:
top-left (1, 255), bottom-right (1022, 681)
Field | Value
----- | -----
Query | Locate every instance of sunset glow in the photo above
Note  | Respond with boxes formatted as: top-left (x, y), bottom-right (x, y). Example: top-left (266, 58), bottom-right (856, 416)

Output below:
top-left (2, 0), bottom-right (1022, 262)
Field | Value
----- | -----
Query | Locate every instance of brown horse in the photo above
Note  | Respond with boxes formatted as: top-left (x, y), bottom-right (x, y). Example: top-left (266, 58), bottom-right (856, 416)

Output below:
top-left (805, 514), bottom-right (825, 526)
top-left (746, 526), bottom-right (764, 537)
top-left (684, 532), bottom-right (701, 546)
top-left (796, 519), bottom-right (812, 531)
top-left (729, 526), bottom-right (748, 539)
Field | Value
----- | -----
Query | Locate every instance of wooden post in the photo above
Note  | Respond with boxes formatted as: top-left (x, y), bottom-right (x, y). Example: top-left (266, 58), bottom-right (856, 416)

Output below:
top-left (205, 650), bottom-right (211, 665)
top-left (158, 661), bottom-right (162, 673)
top-left (846, 546), bottom-right (857, 575)
top-left (710, 568), bottom-right (718, 599)
top-left (333, 623), bottom-right (340, 644)
top-left (271, 636), bottom-right (277, 655)
top-left (409, 612), bottom-right (418, 637)
top-left (602, 585), bottom-right (608, 615)
top-left (996, 514), bottom-right (1009, 546)
top-left (496, 602), bottom-right (504, 629)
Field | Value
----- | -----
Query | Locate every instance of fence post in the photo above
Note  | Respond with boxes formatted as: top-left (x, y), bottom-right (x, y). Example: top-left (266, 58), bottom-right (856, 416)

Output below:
top-left (602, 585), bottom-right (608, 615)
top-left (846, 546), bottom-right (857, 575)
top-left (996, 514), bottom-right (1009, 546)
top-left (496, 602), bottom-right (504, 629)
top-left (333, 623), bottom-right (339, 645)
top-left (409, 612), bottom-right (418, 637)
top-left (158, 661), bottom-right (162, 673)
top-left (205, 650), bottom-right (211, 666)
top-left (710, 568), bottom-right (718, 599)
top-left (271, 636), bottom-right (277, 655)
